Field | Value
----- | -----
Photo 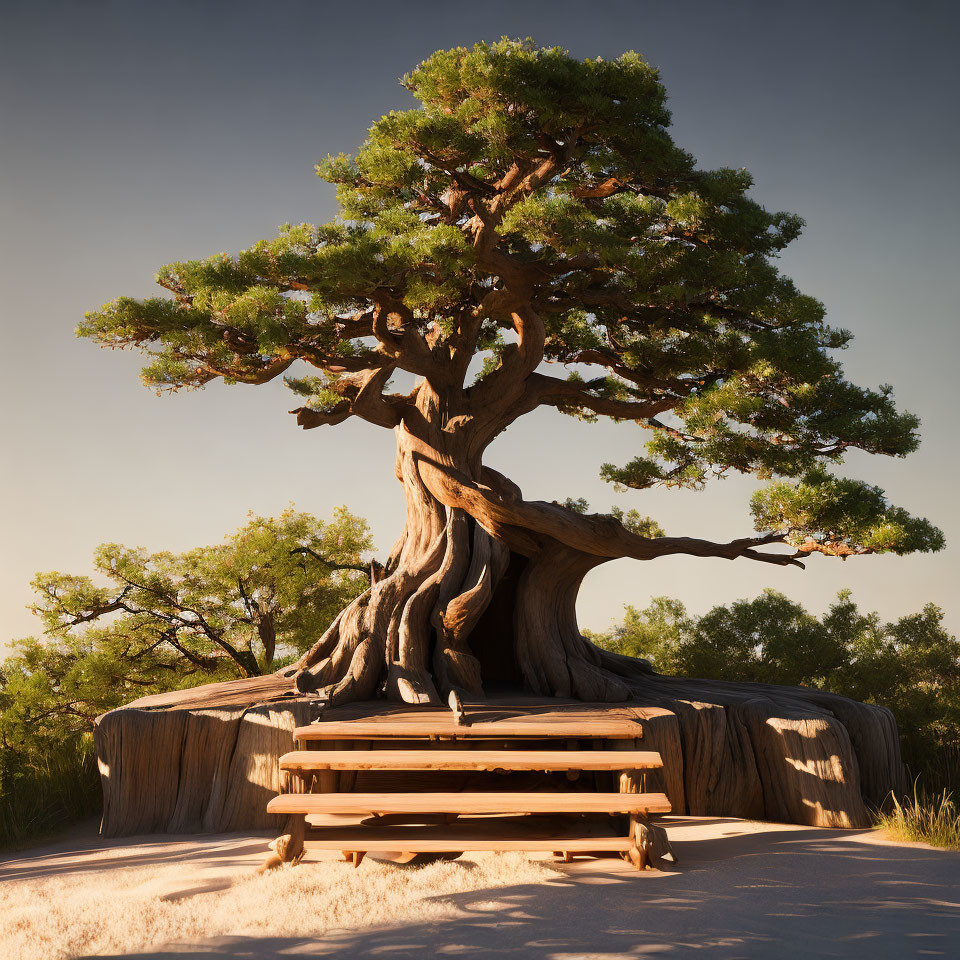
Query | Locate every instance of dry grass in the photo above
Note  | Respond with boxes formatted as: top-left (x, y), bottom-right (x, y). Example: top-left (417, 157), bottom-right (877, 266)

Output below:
top-left (0, 849), bottom-right (557, 960)
top-left (878, 789), bottom-right (960, 850)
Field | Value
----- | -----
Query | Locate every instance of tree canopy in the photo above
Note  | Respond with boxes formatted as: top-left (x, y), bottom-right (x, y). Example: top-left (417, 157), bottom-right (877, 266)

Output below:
top-left (23, 507), bottom-right (373, 697)
top-left (593, 590), bottom-right (960, 788)
top-left (0, 508), bottom-right (372, 844)
top-left (80, 38), bottom-right (941, 569)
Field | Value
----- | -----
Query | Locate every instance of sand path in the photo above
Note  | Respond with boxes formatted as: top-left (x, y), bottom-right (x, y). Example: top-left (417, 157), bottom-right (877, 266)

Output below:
top-left (2, 817), bottom-right (958, 959)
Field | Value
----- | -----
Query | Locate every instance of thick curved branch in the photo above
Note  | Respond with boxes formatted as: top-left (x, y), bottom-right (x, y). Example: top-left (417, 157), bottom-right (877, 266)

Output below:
top-left (291, 364), bottom-right (405, 431)
top-left (342, 364), bottom-right (403, 428)
top-left (465, 301), bottom-right (548, 427)
top-left (371, 294), bottom-right (451, 385)
top-left (291, 402), bottom-right (353, 430)
top-left (299, 347), bottom-right (385, 374)
top-left (416, 456), bottom-right (804, 568)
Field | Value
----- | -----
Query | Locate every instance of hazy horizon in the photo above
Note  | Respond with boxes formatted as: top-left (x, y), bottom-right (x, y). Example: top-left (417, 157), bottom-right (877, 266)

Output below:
top-left (2, 0), bottom-right (958, 652)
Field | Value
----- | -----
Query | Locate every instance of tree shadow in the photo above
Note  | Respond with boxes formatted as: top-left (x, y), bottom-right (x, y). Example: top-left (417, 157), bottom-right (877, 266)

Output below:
top-left (0, 831), bottom-right (273, 883)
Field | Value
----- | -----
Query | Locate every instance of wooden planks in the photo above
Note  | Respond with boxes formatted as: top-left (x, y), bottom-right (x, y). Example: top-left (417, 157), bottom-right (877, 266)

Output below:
top-left (294, 700), bottom-right (661, 741)
top-left (294, 722), bottom-right (642, 740)
top-left (280, 748), bottom-right (664, 772)
top-left (294, 717), bottom-right (645, 740)
top-left (266, 791), bottom-right (671, 816)
top-left (266, 699), bottom-right (676, 870)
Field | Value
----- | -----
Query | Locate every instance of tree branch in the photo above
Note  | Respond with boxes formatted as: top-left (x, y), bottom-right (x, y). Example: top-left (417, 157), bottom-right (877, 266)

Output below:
top-left (524, 372), bottom-right (680, 422)
top-left (565, 348), bottom-right (711, 395)
top-left (198, 355), bottom-right (294, 385)
top-left (290, 364), bottom-right (404, 431)
top-left (371, 293), bottom-right (452, 385)
top-left (290, 546), bottom-right (384, 580)
top-left (416, 456), bottom-right (805, 568)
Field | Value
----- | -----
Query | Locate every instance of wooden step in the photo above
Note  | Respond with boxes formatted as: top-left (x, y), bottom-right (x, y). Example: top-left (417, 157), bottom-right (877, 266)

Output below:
top-left (280, 749), bottom-right (662, 773)
top-left (266, 791), bottom-right (671, 817)
top-left (293, 717), bottom-right (644, 741)
top-left (301, 827), bottom-right (634, 853)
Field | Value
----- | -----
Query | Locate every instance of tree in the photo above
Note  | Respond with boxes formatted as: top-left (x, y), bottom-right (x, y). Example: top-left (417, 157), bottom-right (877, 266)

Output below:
top-left (26, 506), bottom-right (373, 694)
top-left (594, 590), bottom-right (960, 791)
top-left (80, 40), bottom-right (942, 709)
top-left (0, 507), bottom-right (372, 843)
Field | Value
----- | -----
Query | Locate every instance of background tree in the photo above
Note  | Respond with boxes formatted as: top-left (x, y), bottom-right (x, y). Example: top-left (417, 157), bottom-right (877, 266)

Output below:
top-left (80, 39), bottom-right (942, 708)
top-left (593, 590), bottom-right (960, 792)
top-left (0, 507), bottom-right (371, 845)
top-left (28, 506), bottom-right (373, 688)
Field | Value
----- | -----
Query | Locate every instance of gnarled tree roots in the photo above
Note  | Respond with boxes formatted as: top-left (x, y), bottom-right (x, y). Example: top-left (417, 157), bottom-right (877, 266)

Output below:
top-left (93, 429), bottom-right (907, 835)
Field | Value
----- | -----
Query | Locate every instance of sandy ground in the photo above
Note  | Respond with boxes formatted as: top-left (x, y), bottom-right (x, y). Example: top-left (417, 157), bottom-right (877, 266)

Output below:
top-left (2, 817), bottom-right (958, 960)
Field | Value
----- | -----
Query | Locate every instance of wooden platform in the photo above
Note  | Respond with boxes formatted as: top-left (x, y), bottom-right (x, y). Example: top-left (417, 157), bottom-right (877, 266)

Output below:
top-left (294, 699), bottom-right (666, 741)
top-left (279, 749), bottom-right (663, 772)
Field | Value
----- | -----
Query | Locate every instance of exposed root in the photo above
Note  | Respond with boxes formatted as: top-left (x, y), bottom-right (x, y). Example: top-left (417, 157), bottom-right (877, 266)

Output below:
top-left (281, 429), bottom-right (905, 831)
top-left (434, 523), bottom-right (508, 697)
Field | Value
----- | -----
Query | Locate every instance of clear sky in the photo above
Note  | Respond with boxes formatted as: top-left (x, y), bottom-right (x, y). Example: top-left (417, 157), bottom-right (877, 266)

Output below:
top-left (1, 0), bottom-right (958, 651)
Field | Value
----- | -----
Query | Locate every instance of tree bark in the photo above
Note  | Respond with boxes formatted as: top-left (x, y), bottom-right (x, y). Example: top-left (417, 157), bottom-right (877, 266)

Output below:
top-left (93, 418), bottom-right (907, 835)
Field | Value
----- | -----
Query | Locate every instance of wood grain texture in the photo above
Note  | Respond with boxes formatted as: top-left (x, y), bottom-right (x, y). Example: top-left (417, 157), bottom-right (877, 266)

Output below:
top-left (94, 701), bottom-right (312, 836)
top-left (293, 699), bottom-right (654, 740)
top-left (95, 690), bottom-right (903, 834)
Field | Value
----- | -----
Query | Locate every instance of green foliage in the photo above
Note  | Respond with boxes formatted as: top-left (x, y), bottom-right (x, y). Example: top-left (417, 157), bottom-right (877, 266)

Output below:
top-left (29, 506), bottom-right (373, 682)
top-left (750, 466), bottom-right (945, 556)
top-left (77, 37), bottom-right (940, 558)
top-left (0, 733), bottom-right (100, 849)
top-left (594, 590), bottom-right (960, 791)
top-left (0, 508), bottom-right (374, 847)
top-left (608, 507), bottom-right (664, 539)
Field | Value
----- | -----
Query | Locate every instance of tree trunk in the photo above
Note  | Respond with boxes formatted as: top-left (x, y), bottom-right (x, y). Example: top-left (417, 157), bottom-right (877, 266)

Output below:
top-left (93, 419), bottom-right (907, 834)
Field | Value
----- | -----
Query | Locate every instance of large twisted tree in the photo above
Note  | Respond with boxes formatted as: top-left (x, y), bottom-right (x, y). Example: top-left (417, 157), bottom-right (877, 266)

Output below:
top-left (82, 40), bottom-right (941, 711)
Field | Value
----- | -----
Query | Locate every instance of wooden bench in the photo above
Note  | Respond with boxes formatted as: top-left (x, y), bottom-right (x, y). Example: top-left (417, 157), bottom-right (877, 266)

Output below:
top-left (266, 736), bottom-right (673, 870)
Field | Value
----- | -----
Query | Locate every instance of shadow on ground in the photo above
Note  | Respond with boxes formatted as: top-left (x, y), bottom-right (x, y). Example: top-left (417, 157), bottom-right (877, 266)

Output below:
top-left (73, 821), bottom-right (959, 960)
